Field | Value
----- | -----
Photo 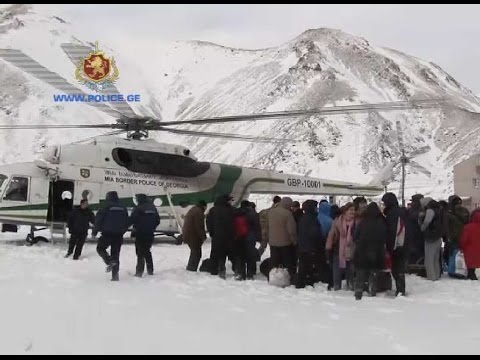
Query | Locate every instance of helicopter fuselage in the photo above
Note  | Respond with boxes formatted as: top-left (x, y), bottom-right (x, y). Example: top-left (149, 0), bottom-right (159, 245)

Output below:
top-left (0, 137), bottom-right (383, 235)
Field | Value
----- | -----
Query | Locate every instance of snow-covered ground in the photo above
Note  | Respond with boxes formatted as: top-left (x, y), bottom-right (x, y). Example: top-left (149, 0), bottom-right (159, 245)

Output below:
top-left (0, 229), bottom-right (479, 354)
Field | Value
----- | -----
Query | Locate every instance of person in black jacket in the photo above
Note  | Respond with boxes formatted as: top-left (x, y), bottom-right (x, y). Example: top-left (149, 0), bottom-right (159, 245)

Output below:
top-left (94, 191), bottom-right (130, 281)
top-left (130, 194), bottom-right (160, 277)
top-left (65, 199), bottom-right (95, 260)
top-left (382, 192), bottom-right (406, 296)
top-left (296, 200), bottom-right (323, 289)
top-left (206, 194), bottom-right (235, 279)
top-left (234, 201), bottom-right (261, 280)
top-left (353, 202), bottom-right (387, 300)
top-left (405, 194), bottom-right (424, 269)
top-left (292, 201), bottom-right (304, 228)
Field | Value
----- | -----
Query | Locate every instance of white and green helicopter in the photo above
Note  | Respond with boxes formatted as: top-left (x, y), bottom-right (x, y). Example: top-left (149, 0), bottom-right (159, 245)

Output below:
top-left (0, 44), bottom-right (441, 244)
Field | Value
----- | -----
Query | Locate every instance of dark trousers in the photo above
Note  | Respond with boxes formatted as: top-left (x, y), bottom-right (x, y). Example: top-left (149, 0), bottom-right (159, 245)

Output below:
top-left (187, 243), bottom-right (202, 272)
top-left (97, 235), bottom-right (123, 276)
top-left (135, 233), bottom-right (154, 276)
top-left (210, 239), bottom-right (228, 276)
top-left (354, 269), bottom-right (377, 299)
top-left (234, 237), bottom-right (257, 279)
top-left (296, 252), bottom-right (317, 288)
top-left (332, 254), bottom-right (354, 291)
top-left (467, 268), bottom-right (478, 280)
top-left (392, 248), bottom-right (406, 294)
top-left (270, 245), bottom-right (296, 278)
top-left (67, 233), bottom-right (87, 259)
top-left (443, 240), bottom-right (450, 266)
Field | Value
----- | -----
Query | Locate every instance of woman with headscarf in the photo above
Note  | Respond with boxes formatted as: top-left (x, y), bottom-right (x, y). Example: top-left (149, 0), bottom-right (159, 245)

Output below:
top-left (326, 202), bottom-right (356, 291)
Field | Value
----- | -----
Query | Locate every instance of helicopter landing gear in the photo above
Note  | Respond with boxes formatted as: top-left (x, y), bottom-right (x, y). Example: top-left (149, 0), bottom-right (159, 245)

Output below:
top-left (25, 226), bottom-right (49, 246)
top-left (173, 234), bottom-right (183, 246)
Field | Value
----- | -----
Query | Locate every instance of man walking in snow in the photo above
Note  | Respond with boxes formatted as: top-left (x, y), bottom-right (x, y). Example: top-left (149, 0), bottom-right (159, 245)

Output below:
top-left (94, 191), bottom-right (130, 281)
top-left (130, 194), bottom-right (160, 277)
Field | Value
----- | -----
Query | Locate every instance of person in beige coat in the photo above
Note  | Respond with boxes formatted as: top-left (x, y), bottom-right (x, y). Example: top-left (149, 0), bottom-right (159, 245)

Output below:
top-left (268, 197), bottom-right (298, 277)
top-left (183, 200), bottom-right (207, 272)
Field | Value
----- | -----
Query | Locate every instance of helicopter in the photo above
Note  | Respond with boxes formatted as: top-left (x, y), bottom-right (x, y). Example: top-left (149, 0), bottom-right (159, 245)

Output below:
top-left (0, 44), bottom-right (444, 244)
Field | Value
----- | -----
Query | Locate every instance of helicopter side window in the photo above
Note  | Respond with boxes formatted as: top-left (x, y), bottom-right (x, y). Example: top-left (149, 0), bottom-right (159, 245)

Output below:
top-left (3, 176), bottom-right (29, 202)
top-left (112, 148), bottom-right (210, 177)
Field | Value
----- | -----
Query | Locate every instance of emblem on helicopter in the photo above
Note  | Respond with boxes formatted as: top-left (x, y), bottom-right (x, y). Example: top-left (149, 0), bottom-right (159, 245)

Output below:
top-left (75, 41), bottom-right (119, 92)
top-left (80, 168), bottom-right (91, 179)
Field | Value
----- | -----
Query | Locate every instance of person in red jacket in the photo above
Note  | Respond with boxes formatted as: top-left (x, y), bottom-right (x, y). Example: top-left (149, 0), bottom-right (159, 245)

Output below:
top-left (459, 209), bottom-right (480, 280)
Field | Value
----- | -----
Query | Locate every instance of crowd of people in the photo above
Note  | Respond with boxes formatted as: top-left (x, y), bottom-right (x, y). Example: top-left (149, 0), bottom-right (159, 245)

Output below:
top-left (182, 192), bottom-right (480, 300)
top-left (63, 189), bottom-right (480, 297)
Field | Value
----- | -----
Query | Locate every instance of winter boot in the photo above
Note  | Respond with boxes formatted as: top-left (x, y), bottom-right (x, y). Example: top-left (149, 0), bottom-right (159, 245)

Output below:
top-left (219, 270), bottom-right (226, 280)
top-left (134, 272), bottom-right (143, 278)
top-left (355, 292), bottom-right (362, 300)
top-left (111, 273), bottom-right (119, 281)
top-left (65, 252), bottom-right (72, 258)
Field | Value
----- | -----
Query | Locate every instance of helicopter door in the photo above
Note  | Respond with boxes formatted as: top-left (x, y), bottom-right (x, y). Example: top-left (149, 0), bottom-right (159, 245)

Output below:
top-left (47, 180), bottom-right (74, 223)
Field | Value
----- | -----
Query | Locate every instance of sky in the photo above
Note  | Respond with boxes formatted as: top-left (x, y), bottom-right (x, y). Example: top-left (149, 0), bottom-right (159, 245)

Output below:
top-left (49, 4), bottom-right (480, 93)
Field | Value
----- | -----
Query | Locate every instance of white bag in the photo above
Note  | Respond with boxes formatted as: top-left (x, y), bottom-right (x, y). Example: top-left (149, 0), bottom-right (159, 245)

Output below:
top-left (454, 250), bottom-right (468, 278)
top-left (268, 267), bottom-right (291, 288)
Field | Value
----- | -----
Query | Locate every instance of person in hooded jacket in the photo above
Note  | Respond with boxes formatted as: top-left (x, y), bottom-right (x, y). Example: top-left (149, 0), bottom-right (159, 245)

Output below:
top-left (459, 209), bottom-right (480, 280)
top-left (317, 201), bottom-right (333, 239)
top-left (296, 200), bottom-right (324, 288)
top-left (405, 194), bottom-right (424, 270)
top-left (94, 191), bottom-right (130, 281)
top-left (130, 194), bottom-right (160, 277)
top-left (292, 201), bottom-right (304, 228)
top-left (268, 197), bottom-right (298, 278)
top-left (382, 192), bottom-right (406, 296)
top-left (206, 194), bottom-right (235, 279)
top-left (183, 200), bottom-right (207, 272)
top-left (330, 204), bottom-right (341, 220)
top-left (65, 199), bottom-right (95, 260)
top-left (419, 197), bottom-right (443, 281)
top-left (447, 195), bottom-right (470, 255)
top-left (353, 197), bottom-right (368, 217)
top-left (353, 202), bottom-right (387, 300)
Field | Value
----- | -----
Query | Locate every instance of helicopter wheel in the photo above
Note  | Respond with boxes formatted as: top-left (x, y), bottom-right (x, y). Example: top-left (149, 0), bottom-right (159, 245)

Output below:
top-left (174, 234), bottom-right (183, 246)
top-left (26, 235), bottom-right (49, 245)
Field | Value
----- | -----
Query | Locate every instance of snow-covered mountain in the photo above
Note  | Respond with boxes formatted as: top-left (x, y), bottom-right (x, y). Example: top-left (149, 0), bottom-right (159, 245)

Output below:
top-left (2, 4), bottom-right (480, 201)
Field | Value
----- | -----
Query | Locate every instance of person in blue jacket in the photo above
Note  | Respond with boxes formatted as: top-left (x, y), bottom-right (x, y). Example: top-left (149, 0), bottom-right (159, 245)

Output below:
top-left (317, 200), bottom-right (333, 238)
top-left (94, 191), bottom-right (130, 281)
top-left (130, 194), bottom-right (160, 277)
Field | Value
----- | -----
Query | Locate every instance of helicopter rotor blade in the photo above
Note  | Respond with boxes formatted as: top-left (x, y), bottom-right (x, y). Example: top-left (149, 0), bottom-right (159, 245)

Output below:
top-left (60, 43), bottom-right (139, 118)
top-left (157, 127), bottom-right (299, 143)
top-left (159, 99), bottom-right (445, 127)
top-left (409, 160), bottom-right (432, 177)
top-left (409, 145), bottom-right (430, 158)
top-left (0, 48), bottom-right (122, 119)
top-left (0, 124), bottom-right (115, 130)
top-left (71, 129), bottom-right (127, 144)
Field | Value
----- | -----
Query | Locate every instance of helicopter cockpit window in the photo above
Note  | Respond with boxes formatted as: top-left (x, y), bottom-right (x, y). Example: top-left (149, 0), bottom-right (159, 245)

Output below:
top-left (112, 148), bottom-right (210, 177)
top-left (3, 176), bottom-right (29, 202)
top-left (0, 174), bottom-right (7, 189)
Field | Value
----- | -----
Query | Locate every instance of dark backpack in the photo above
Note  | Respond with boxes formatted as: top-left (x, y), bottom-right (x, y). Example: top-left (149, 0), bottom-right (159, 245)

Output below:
top-left (425, 207), bottom-right (443, 242)
top-left (234, 214), bottom-right (249, 238)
